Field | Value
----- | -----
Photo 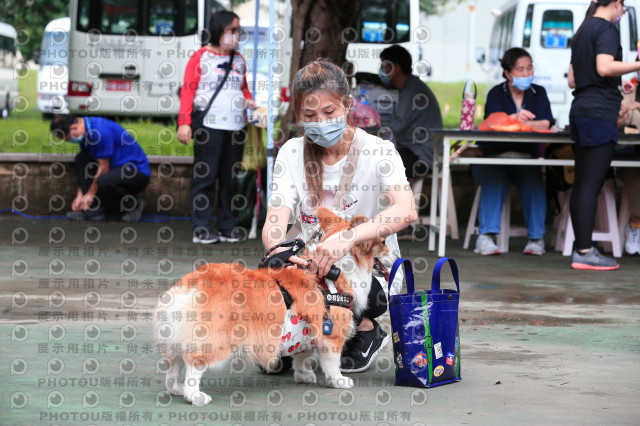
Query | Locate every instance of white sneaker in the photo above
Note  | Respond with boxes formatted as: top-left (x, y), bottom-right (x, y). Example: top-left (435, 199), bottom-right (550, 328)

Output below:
top-left (474, 234), bottom-right (500, 255)
top-left (192, 229), bottom-right (219, 244)
top-left (523, 238), bottom-right (545, 255)
top-left (624, 225), bottom-right (640, 255)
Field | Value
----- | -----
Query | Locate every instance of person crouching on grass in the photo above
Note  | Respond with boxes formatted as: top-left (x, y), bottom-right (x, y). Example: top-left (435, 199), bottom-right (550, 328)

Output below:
top-left (50, 114), bottom-right (150, 222)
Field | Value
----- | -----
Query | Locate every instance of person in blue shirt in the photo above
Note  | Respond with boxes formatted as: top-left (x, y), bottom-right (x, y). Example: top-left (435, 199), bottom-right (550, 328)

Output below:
top-left (50, 115), bottom-right (150, 222)
top-left (472, 48), bottom-right (554, 256)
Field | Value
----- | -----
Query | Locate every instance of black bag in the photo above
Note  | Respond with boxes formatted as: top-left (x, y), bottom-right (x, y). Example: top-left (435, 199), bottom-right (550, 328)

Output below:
top-left (184, 50), bottom-right (236, 132)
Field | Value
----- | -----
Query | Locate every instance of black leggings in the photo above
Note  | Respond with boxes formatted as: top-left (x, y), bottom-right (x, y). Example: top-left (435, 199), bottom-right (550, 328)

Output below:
top-left (569, 142), bottom-right (615, 251)
top-left (352, 276), bottom-right (388, 326)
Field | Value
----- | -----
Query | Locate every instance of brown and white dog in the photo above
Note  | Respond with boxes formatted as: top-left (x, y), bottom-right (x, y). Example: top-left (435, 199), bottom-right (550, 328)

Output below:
top-left (155, 207), bottom-right (388, 405)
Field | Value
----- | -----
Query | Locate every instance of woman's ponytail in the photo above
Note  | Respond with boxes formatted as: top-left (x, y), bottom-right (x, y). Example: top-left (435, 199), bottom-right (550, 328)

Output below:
top-left (574, 0), bottom-right (616, 41)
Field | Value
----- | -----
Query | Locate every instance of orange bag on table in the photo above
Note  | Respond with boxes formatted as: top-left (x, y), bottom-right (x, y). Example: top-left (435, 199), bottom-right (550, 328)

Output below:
top-left (478, 112), bottom-right (532, 132)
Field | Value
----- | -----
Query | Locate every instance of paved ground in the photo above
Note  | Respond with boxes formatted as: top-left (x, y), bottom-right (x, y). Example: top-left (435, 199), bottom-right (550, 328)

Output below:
top-left (1, 215), bottom-right (639, 425)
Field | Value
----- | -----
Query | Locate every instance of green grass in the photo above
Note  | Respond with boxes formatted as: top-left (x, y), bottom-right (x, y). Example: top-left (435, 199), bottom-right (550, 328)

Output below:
top-left (0, 71), bottom-right (193, 156)
top-left (0, 73), bottom-right (487, 154)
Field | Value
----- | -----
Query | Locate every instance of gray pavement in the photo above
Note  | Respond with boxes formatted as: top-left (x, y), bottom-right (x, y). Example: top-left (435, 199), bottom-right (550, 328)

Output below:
top-left (1, 215), bottom-right (639, 425)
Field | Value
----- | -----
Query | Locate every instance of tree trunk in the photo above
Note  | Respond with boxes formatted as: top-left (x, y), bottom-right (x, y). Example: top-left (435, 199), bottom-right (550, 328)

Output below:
top-left (279, 0), bottom-right (365, 144)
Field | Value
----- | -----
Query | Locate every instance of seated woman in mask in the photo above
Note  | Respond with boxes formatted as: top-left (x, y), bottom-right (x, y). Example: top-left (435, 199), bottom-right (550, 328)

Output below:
top-left (472, 47), bottom-right (553, 256)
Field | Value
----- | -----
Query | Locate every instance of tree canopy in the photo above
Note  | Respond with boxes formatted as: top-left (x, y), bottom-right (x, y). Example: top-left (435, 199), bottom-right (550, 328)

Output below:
top-left (421, 0), bottom-right (463, 16)
top-left (0, 0), bottom-right (69, 60)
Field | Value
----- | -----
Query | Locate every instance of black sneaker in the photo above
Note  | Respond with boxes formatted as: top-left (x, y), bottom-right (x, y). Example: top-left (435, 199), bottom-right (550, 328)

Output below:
top-left (66, 210), bottom-right (86, 221)
top-left (340, 320), bottom-right (389, 373)
top-left (121, 198), bottom-right (145, 223)
top-left (66, 208), bottom-right (105, 221)
top-left (192, 229), bottom-right (219, 244)
top-left (219, 228), bottom-right (246, 243)
top-left (85, 207), bottom-right (106, 221)
top-left (396, 225), bottom-right (413, 241)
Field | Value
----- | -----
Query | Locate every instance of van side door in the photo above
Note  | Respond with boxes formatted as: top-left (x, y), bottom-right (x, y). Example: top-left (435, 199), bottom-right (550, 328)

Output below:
top-left (527, 3), bottom-right (586, 128)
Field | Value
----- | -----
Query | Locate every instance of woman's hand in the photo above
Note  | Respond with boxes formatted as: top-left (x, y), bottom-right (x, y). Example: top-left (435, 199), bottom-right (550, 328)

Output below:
top-left (268, 246), bottom-right (307, 267)
top-left (619, 102), bottom-right (632, 118)
top-left (510, 109), bottom-right (536, 123)
top-left (177, 125), bottom-right (192, 146)
top-left (622, 80), bottom-right (635, 94)
top-left (310, 231), bottom-right (354, 278)
top-left (245, 98), bottom-right (257, 110)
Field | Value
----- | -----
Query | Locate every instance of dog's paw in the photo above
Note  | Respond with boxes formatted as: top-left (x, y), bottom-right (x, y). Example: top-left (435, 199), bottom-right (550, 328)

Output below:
top-left (294, 370), bottom-right (317, 384)
top-left (327, 376), bottom-right (354, 389)
top-left (169, 383), bottom-right (184, 396)
top-left (185, 391), bottom-right (212, 406)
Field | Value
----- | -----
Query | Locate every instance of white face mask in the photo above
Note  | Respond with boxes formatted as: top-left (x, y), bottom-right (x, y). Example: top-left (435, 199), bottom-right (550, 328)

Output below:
top-left (220, 33), bottom-right (239, 51)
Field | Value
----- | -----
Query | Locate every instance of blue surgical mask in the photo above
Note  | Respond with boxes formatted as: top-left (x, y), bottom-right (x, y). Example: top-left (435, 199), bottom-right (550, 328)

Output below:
top-left (512, 75), bottom-right (533, 91)
top-left (301, 114), bottom-right (348, 148)
top-left (378, 68), bottom-right (391, 85)
top-left (69, 135), bottom-right (84, 144)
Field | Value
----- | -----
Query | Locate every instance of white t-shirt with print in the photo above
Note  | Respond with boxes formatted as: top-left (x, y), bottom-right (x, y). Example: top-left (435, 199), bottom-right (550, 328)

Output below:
top-left (269, 128), bottom-right (409, 294)
top-left (195, 50), bottom-right (249, 131)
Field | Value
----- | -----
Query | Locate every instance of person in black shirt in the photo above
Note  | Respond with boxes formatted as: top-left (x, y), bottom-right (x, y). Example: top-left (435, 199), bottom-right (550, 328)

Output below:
top-left (472, 48), bottom-right (553, 256)
top-left (568, 0), bottom-right (640, 270)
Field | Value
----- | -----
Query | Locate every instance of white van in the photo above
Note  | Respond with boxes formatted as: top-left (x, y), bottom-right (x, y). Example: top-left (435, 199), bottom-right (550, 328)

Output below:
top-left (477, 0), bottom-right (640, 128)
top-left (66, 0), bottom-right (206, 117)
top-left (0, 22), bottom-right (20, 119)
top-left (37, 17), bottom-right (70, 116)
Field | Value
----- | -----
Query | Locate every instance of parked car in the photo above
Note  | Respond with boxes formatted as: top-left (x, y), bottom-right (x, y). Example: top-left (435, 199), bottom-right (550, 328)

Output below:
top-left (0, 21), bottom-right (20, 118)
top-left (37, 17), bottom-right (70, 117)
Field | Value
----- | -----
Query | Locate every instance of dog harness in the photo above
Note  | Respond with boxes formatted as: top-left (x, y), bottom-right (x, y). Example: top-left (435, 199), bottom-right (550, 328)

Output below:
top-left (259, 239), bottom-right (352, 356)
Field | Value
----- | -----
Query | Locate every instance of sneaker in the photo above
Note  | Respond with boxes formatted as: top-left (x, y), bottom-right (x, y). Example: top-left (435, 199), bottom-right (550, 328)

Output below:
top-left (396, 225), bottom-right (413, 241)
top-left (121, 198), bottom-right (145, 223)
top-left (66, 210), bottom-right (86, 221)
top-left (523, 238), bottom-right (545, 255)
top-left (66, 208), bottom-right (105, 221)
top-left (192, 229), bottom-right (219, 244)
top-left (624, 225), bottom-right (640, 255)
top-left (84, 207), bottom-right (106, 221)
top-left (571, 247), bottom-right (619, 271)
top-left (219, 228), bottom-right (246, 243)
top-left (474, 234), bottom-right (500, 255)
top-left (340, 320), bottom-right (389, 373)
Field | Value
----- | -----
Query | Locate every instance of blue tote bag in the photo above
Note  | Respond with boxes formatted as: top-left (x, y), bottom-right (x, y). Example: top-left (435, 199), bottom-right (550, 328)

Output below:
top-left (388, 257), bottom-right (461, 388)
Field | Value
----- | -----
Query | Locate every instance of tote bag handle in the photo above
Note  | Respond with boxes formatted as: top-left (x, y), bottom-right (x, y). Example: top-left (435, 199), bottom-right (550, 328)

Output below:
top-left (431, 257), bottom-right (460, 294)
top-left (388, 258), bottom-right (414, 294)
top-left (389, 257), bottom-right (460, 295)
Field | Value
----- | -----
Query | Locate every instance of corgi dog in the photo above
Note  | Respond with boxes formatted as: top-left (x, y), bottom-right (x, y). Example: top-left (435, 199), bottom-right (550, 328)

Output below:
top-left (155, 207), bottom-right (389, 406)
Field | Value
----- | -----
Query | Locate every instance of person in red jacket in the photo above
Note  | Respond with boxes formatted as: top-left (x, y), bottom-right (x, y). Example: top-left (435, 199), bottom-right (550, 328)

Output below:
top-left (177, 10), bottom-right (256, 244)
